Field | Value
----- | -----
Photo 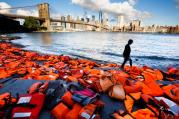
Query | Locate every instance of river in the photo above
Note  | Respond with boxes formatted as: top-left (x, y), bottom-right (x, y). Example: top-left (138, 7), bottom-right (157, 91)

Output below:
top-left (10, 32), bottom-right (179, 69)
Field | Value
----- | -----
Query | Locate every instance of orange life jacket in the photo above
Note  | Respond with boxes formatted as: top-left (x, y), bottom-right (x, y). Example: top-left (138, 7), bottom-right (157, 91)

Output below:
top-left (61, 91), bottom-right (75, 107)
top-left (135, 81), bottom-right (153, 95)
top-left (35, 73), bottom-right (59, 80)
top-left (113, 112), bottom-right (134, 119)
top-left (124, 95), bottom-right (134, 113)
top-left (79, 104), bottom-right (97, 119)
top-left (124, 84), bottom-right (142, 94)
top-left (124, 92), bottom-right (141, 113)
top-left (162, 85), bottom-right (179, 104)
top-left (64, 103), bottom-right (82, 119)
top-left (63, 75), bottom-right (78, 82)
top-left (131, 108), bottom-right (157, 119)
top-left (142, 71), bottom-right (163, 96)
top-left (71, 69), bottom-right (84, 79)
top-left (0, 92), bottom-right (11, 108)
top-left (0, 68), bottom-right (11, 79)
top-left (17, 68), bottom-right (27, 75)
top-left (154, 69), bottom-right (163, 80)
top-left (27, 82), bottom-right (42, 94)
top-left (112, 112), bottom-right (124, 119)
top-left (51, 102), bottom-right (70, 119)
top-left (110, 70), bottom-right (129, 86)
top-left (11, 93), bottom-right (45, 119)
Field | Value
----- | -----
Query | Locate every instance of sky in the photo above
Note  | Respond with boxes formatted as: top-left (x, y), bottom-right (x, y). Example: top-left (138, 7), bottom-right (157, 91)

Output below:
top-left (0, 0), bottom-right (179, 26)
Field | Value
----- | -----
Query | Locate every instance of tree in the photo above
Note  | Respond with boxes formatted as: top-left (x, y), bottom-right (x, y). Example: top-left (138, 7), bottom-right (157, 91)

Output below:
top-left (23, 17), bottom-right (41, 31)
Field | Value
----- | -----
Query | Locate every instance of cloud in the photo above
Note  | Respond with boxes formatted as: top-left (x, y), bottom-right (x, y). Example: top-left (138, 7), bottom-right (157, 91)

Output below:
top-left (0, 2), bottom-right (39, 17)
top-left (16, 9), bottom-right (38, 17)
top-left (51, 13), bottom-right (61, 19)
top-left (128, 0), bottom-right (137, 6)
top-left (0, 2), bottom-right (12, 14)
top-left (175, 0), bottom-right (179, 8)
top-left (71, 0), bottom-right (151, 23)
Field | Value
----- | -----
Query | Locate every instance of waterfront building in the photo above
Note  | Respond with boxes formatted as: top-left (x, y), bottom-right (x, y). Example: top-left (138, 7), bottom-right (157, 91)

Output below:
top-left (143, 26), bottom-right (153, 32)
top-left (92, 15), bottom-right (95, 22)
top-left (113, 15), bottom-right (125, 32)
top-left (75, 24), bottom-right (85, 31)
top-left (81, 18), bottom-right (85, 22)
top-left (156, 26), bottom-right (168, 33)
top-left (75, 17), bottom-right (85, 31)
top-left (50, 22), bottom-right (63, 31)
top-left (143, 24), bottom-right (156, 32)
top-left (151, 24), bottom-right (157, 32)
top-left (175, 25), bottom-right (179, 33)
top-left (86, 17), bottom-right (90, 23)
top-left (103, 12), bottom-right (108, 26)
top-left (130, 20), bottom-right (141, 31)
top-left (77, 16), bottom-right (80, 21)
top-left (61, 16), bottom-right (66, 29)
top-left (168, 25), bottom-right (179, 33)
top-left (66, 15), bottom-right (74, 30)
top-left (74, 17), bottom-right (86, 31)
top-left (143, 25), bottom-right (168, 33)
top-left (99, 11), bottom-right (103, 24)
top-left (171, 25), bottom-right (179, 33)
top-left (65, 23), bottom-right (73, 30)
top-left (117, 15), bottom-right (125, 28)
top-left (67, 15), bottom-right (72, 21)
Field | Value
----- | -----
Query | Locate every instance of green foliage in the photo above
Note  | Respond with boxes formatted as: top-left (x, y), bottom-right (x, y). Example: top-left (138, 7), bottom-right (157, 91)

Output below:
top-left (23, 17), bottom-right (41, 31)
top-left (38, 26), bottom-right (47, 31)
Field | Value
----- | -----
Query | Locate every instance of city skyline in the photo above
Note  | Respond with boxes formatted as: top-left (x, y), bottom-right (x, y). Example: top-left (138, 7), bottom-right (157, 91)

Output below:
top-left (0, 0), bottom-right (179, 26)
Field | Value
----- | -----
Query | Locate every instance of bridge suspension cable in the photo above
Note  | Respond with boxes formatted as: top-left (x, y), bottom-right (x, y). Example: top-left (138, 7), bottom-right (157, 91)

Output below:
top-left (0, 4), bottom-right (38, 10)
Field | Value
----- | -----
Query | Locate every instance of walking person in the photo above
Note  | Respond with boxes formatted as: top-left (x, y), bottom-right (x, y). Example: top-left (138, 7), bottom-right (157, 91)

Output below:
top-left (121, 39), bottom-right (133, 69)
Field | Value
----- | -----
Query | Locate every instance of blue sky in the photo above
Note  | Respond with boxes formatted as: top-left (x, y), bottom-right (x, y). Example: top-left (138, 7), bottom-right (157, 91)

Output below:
top-left (0, 0), bottom-right (179, 26)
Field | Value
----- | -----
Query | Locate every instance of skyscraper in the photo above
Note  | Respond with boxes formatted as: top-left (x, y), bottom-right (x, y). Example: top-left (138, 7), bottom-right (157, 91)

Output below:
top-left (86, 18), bottom-right (90, 23)
top-left (67, 15), bottom-right (72, 21)
top-left (61, 16), bottom-right (66, 28)
top-left (99, 11), bottom-right (103, 23)
top-left (92, 15), bottom-right (95, 22)
top-left (117, 15), bottom-right (124, 28)
top-left (77, 16), bottom-right (80, 21)
top-left (130, 20), bottom-right (141, 31)
top-left (103, 12), bottom-right (108, 26)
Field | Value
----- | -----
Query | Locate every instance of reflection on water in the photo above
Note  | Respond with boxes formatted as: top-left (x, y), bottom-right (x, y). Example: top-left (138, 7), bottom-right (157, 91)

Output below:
top-left (12, 32), bottom-right (179, 69)
top-left (41, 33), bottom-right (52, 45)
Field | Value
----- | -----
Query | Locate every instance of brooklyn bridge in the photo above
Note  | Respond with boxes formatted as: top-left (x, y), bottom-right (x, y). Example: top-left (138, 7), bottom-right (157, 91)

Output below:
top-left (0, 3), bottom-right (109, 31)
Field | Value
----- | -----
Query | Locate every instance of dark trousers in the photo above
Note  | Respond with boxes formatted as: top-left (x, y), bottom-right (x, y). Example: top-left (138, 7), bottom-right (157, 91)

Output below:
top-left (121, 56), bottom-right (132, 68)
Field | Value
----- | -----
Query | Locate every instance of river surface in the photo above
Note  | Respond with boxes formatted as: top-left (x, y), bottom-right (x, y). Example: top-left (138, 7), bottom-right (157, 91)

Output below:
top-left (11, 32), bottom-right (179, 69)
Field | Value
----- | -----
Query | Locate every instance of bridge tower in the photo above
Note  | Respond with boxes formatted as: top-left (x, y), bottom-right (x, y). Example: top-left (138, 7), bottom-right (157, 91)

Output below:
top-left (38, 3), bottom-right (50, 30)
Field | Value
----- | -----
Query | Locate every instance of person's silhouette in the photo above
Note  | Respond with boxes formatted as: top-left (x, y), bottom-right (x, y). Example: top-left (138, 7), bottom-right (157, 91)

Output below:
top-left (121, 39), bottom-right (133, 69)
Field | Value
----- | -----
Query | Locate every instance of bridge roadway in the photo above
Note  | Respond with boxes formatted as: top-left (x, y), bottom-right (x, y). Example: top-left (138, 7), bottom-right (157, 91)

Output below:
top-left (0, 13), bottom-right (109, 30)
top-left (0, 13), bottom-right (45, 21)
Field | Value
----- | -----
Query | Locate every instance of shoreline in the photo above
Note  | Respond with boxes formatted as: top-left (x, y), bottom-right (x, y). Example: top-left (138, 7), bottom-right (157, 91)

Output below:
top-left (3, 40), bottom-right (178, 71)
top-left (1, 31), bottom-right (179, 36)
top-left (0, 41), bottom-right (178, 119)
top-left (1, 32), bottom-right (179, 71)
top-left (34, 30), bottom-right (179, 35)
top-left (4, 39), bottom-right (178, 71)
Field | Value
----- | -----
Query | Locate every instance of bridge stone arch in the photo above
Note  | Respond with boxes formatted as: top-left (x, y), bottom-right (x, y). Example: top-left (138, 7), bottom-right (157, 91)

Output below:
top-left (38, 3), bottom-right (50, 30)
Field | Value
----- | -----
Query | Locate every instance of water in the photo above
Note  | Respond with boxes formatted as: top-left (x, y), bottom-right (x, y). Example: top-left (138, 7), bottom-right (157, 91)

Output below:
top-left (11, 32), bottom-right (179, 69)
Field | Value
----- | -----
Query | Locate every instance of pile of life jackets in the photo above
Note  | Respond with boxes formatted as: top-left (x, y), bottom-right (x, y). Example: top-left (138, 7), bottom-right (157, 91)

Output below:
top-left (0, 81), bottom-right (104, 119)
top-left (0, 81), bottom-right (48, 119)
top-left (0, 42), bottom-right (179, 119)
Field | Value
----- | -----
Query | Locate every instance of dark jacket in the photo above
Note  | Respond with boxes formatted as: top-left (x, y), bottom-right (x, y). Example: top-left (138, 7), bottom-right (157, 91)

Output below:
top-left (123, 44), bottom-right (131, 58)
